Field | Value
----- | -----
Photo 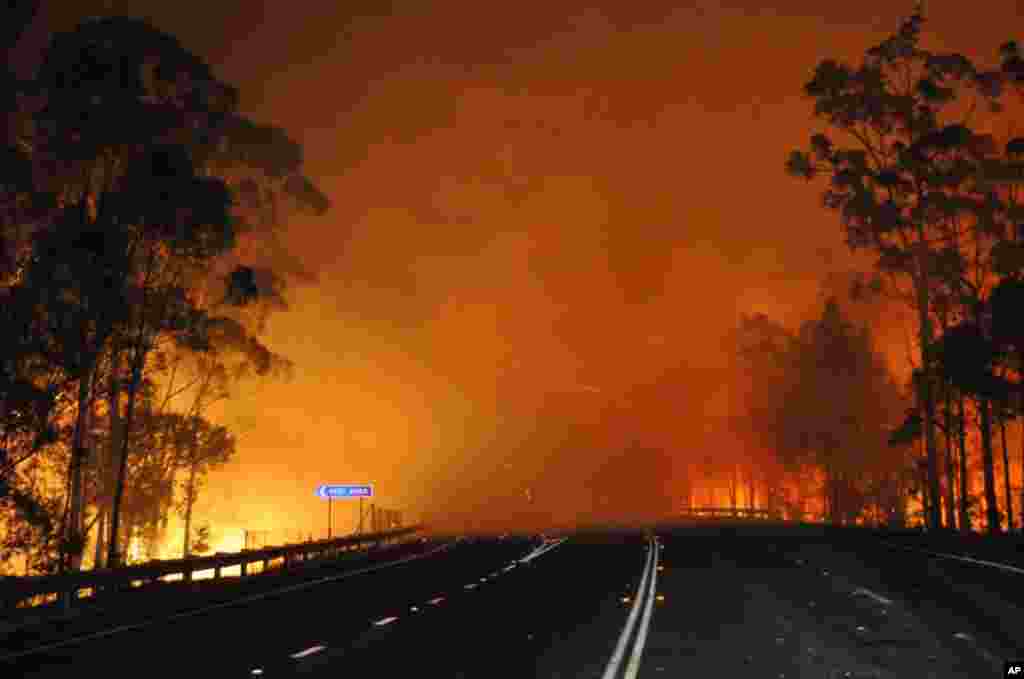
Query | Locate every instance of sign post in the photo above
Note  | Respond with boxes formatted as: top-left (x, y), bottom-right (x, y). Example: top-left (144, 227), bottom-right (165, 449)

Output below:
top-left (316, 484), bottom-right (374, 539)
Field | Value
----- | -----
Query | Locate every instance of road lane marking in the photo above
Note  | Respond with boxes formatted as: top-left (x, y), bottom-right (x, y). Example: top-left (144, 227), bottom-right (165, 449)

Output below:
top-left (520, 537), bottom-right (568, 564)
top-left (881, 541), bottom-right (1024, 575)
top-left (373, 616), bottom-right (399, 626)
top-left (601, 536), bottom-right (656, 679)
top-left (0, 539), bottom-right (457, 663)
top-left (516, 545), bottom-right (546, 563)
top-left (464, 583), bottom-right (478, 589)
top-left (290, 645), bottom-right (326, 659)
top-left (851, 587), bottom-right (893, 606)
top-left (953, 632), bottom-right (1000, 666)
top-left (427, 597), bottom-right (444, 605)
top-left (624, 539), bottom-right (660, 679)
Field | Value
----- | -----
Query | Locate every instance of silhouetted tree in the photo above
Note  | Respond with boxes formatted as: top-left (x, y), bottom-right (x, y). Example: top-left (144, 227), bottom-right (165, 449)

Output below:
top-left (931, 318), bottom-right (1014, 533)
top-left (786, 7), bottom-right (1017, 530)
top-left (734, 298), bottom-right (907, 524)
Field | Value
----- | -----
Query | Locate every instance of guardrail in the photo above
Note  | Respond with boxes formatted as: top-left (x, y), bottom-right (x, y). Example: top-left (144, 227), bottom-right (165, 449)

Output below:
top-left (677, 507), bottom-right (783, 520)
top-left (0, 524), bottom-right (424, 614)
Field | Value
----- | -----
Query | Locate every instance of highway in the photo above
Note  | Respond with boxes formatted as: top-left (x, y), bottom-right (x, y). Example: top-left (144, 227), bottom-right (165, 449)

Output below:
top-left (3, 523), bottom-right (1021, 678)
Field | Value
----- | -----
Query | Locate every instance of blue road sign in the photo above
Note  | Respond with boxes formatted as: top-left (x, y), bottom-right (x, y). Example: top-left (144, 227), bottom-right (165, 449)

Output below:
top-left (316, 484), bottom-right (374, 499)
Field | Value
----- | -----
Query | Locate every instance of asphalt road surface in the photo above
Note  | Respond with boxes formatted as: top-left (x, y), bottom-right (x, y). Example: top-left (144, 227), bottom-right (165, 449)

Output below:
top-left (3, 524), bottom-right (1021, 678)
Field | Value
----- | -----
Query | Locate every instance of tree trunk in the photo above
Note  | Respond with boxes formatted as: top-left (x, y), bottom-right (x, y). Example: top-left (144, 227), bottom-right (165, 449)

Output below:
top-left (823, 464), bottom-right (833, 524)
top-left (943, 389), bottom-right (957, 531)
top-left (182, 462), bottom-right (197, 564)
top-left (958, 395), bottom-right (971, 534)
top-left (64, 361), bottom-right (94, 577)
top-left (914, 274), bottom-right (943, 532)
top-left (107, 335), bottom-right (148, 568)
top-left (1020, 352), bottom-right (1024, 535)
top-left (977, 397), bottom-right (1001, 534)
top-left (834, 471), bottom-right (843, 525)
top-left (729, 464), bottom-right (738, 515)
top-left (93, 505), bottom-right (107, 569)
top-left (1000, 415), bottom-right (1013, 532)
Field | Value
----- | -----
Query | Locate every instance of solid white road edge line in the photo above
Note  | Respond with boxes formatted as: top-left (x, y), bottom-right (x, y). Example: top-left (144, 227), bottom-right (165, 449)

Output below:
top-left (882, 541), bottom-right (1024, 575)
top-left (600, 536), bottom-right (655, 679)
top-left (373, 616), bottom-right (399, 626)
top-left (623, 539), bottom-right (659, 679)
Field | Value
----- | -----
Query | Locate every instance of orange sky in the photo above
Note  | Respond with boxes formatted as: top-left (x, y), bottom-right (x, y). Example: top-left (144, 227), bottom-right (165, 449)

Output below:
top-left (19, 1), bottom-right (1024, 537)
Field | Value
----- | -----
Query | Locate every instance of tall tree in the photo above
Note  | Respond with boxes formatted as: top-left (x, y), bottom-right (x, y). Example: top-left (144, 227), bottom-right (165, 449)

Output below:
top-left (20, 208), bottom-right (132, 574)
top-left (932, 319), bottom-right (1011, 532)
top-left (785, 8), bottom-right (1015, 530)
top-left (34, 17), bottom-right (238, 567)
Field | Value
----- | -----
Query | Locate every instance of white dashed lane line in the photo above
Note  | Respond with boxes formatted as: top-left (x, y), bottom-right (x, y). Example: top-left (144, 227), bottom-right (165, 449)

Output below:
top-left (850, 587), bottom-right (893, 606)
top-left (952, 631), bottom-right (1001, 666)
top-left (518, 537), bottom-right (568, 564)
top-left (289, 645), bottom-right (326, 659)
top-left (284, 538), bottom-right (563, 668)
